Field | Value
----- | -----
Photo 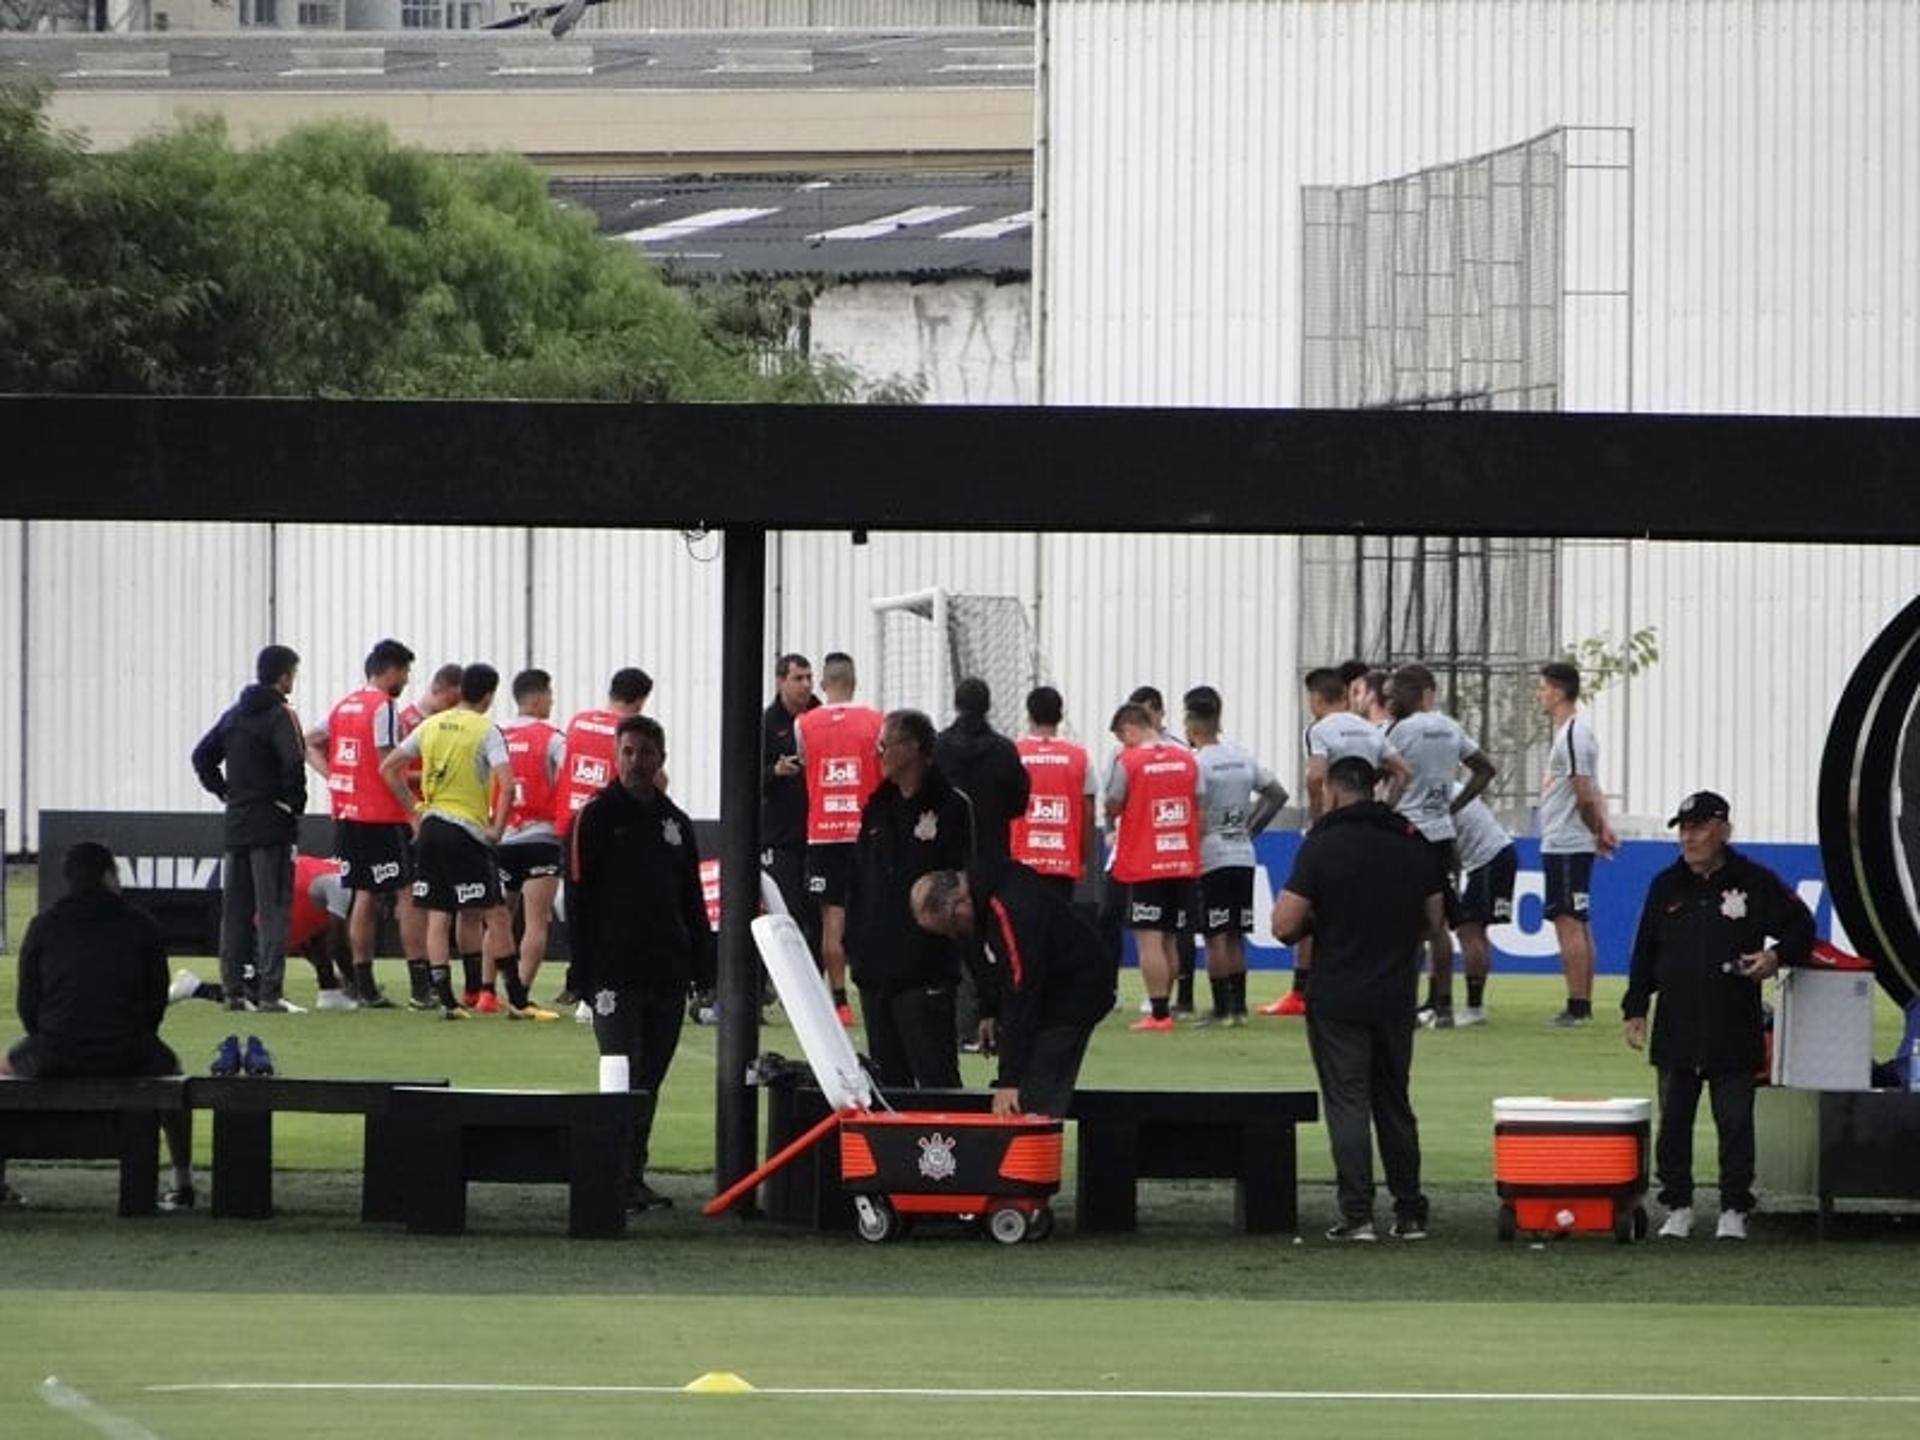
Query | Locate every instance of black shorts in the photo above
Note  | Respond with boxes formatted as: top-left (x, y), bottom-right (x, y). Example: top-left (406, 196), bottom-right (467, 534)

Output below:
top-left (805, 843), bottom-right (854, 907)
top-left (1458, 845), bottom-right (1519, 927)
top-left (6, 1034), bottom-right (180, 1080)
top-left (1121, 879), bottom-right (1190, 934)
top-left (498, 839), bottom-right (563, 893)
top-left (1542, 851), bottom-right (1595, 922)
top-left (335, 820), bottom-right (413, 894)
top-left (1423, 836), bottom-right (1462, 926)
top-left (411, 816), bottom-right (502, 913)
top-left (1198, 867), bottom-right (1255, 936)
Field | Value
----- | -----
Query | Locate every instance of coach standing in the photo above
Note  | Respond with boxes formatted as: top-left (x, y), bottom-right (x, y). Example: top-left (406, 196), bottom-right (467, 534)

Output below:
top-left (1271, 757), bottom-right (1441, 1242)
top-left (568, 714), bottom-right (714, 1212)
top-left (192, 644), bottom-right (306, 1013)
top-left (846, 709), bottom-right (974, 1088)
top-left (761, 653), bottom-right (819, 953)
top-left (1623, 791), bottom-right (1813, 1242)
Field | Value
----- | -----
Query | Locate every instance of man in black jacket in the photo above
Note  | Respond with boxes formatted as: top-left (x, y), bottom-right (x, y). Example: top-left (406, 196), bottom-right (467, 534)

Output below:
top-left (1624, 790), bottom-right (1814, 1242)
top-left (846, 709), bottom-right (975, 1088)
top-left (1271, 757), bottom-right (1443, 1242)
top-left (192, 644), bottom-right (306, 1013)
top-left (934, 677), bottom-right (1030, 1048)
top-left (761, 653), bottom-right (819, 955)
top-left (1, 843), bottom-right (194, 1209)
top-left (567, 714), bottom-right (714, 1211)
top-left (912, 861), bottom-right (1115, 1116)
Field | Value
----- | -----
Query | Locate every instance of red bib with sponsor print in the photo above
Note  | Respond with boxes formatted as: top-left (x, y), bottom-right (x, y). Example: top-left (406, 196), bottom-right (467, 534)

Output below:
top-left (796, 703), bottom-right (885, 844)
top-left (1110, 743), bottom-right (1200, 883)
top-left (324, 686), bottom-right (410, 824)
top-left (1011, 734), bottom-right (1090, 878)
top-left (284, 853), bottom-right (339, 952)
top-left (554, 707), bottom-right (620, 839)
top-left (502, 717), bottom-right (561, 831)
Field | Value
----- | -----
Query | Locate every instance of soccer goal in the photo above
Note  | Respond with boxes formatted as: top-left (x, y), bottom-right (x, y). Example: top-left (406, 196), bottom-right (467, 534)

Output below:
top-left (869, 587), bottom-right (1047, 737)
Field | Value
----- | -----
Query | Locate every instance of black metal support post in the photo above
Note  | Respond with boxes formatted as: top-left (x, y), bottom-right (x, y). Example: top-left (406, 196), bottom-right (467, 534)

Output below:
top-left (715, 525), bottom-right (766, 1205)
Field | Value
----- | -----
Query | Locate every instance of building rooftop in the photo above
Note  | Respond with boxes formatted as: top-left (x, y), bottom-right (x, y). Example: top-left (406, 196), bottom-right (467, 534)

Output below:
top-left (0, 26), bottom-right (1035, 92)
top-left (553, 170), bottom-right (1032, 280)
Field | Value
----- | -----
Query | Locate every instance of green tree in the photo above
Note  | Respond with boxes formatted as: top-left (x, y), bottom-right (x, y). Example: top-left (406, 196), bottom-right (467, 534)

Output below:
top-left (0, 85), bottom-right (878, 402)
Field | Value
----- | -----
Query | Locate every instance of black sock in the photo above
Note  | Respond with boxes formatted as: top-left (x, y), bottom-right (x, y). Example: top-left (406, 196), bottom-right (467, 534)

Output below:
top-left (1231, 974), bottom-right (1249, 1016)
top-left (460, 953), bottom-right (483, 994)
top-left (1150, 995), bottom-right (1170, 1021)
top-left (1174, 967), bottom-right (1194, 1010)
top-left (1207, 974), bottom-right (1230, 1017)
top-left (194, 982), bottom-right (224, 1002)
top-left (430, 965), bottom-right (458, 1009)
top-left (354, 963), bottom-right (382, 1002)
top-left (1425, 988), bottom-right (1451, 1013)
top-left (1291, 967), bottom-right (1309, 995)
top-left (831, 988), bottom-right (848, 1007)
top-left (406, 958), bottom-right (432, 1002)
top-left (1569, 997), bottom-right (1592, 1018)
top-left (501, 964), bottom-right (530, 1009)
top-left (1466, 976), bottom-right (1486, 1008)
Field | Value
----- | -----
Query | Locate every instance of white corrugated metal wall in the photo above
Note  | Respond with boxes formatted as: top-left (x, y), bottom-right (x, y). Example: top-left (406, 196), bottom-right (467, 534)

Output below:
top-left (1039, 0), bottom-right (1920, 839)
top-left (0, 523), bottom-right (22, 854)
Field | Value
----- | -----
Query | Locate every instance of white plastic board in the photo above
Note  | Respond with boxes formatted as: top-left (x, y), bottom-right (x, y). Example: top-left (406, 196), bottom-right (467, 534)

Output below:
top-left (751, 913), bottom-right (873, 1111)
top-left (1773, 967), bottom-right (1874, 1091)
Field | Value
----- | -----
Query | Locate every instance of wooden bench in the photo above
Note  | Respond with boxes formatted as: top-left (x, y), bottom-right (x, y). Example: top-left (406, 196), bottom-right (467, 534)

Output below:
top-left (758, 1076), bottom-right (1319, 1235)
top-left (0, 1076), bottom-right (188, 1217)
top-left (184, 1076), bottom-right (449, 1222)
top-left (386, 1088), bottom-right (654, 1240)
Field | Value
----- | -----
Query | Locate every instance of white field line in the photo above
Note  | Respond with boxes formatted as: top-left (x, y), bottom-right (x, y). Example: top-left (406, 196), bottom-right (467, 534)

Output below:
top-left (143, 1382), bottom-right (1920, 1406)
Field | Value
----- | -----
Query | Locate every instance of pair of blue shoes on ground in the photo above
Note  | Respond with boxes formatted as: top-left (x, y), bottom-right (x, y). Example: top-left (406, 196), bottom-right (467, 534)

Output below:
top-left (209, 1034), bottom-right (274, 1078)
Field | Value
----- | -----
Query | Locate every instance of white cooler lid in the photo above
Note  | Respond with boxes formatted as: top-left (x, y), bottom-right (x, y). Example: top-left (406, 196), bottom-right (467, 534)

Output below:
top-left (1493, 1096), bottom-right (1653, 1125)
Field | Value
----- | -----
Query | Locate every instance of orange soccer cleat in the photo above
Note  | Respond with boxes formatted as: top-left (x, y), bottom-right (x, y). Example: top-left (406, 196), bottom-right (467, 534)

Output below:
top-left (1258, 991), bottom-right (1307, 1017)
top-left (1128, 1014), bottom-right (1177, 1033)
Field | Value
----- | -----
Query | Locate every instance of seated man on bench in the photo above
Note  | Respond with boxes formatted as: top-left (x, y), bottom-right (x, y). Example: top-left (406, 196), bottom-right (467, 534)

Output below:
top-left (911, 861), bottom-right (1116, 1117)
top-left (1, 842), bottom-right (194, 1210)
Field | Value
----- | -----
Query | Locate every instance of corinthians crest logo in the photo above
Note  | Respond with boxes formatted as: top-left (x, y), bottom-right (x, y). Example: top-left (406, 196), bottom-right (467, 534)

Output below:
top-left (916, 1131), bottom-right (958, 1182)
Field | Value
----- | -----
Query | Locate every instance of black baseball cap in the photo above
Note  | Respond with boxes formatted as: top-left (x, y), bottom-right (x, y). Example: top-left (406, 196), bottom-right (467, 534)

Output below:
top-left (1668, 790), bottom-right (1731, 827)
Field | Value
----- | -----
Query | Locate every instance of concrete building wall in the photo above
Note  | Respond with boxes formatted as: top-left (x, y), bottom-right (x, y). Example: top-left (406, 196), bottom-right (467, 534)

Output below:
top-left (810, 279), bottom-right (1034, 407)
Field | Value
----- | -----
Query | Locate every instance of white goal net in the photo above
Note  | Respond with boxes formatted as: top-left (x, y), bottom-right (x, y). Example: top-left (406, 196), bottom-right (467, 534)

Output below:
top-left (870, 588), bottom-right (1046, 737)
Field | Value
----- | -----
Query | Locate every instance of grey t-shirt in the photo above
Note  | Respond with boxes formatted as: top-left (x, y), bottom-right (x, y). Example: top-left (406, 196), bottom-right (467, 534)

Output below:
top-left (1385, 710), bottom-right (1480, 842)
top-left (1305, 711), bottom-right (1396, 767)
top-left (1193, 738), bottom-right (1278, 872)
top-left (1452, 786), bottom-right (1512, 874)
top-left (1538, 715), bottom-right (1602, 855)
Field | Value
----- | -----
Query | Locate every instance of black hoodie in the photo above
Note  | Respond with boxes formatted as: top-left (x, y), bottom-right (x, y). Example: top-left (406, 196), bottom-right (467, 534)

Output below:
top-left (932, 713), bottom-right (1030, 867)
top-left (191, 682), bottom-right (307, 848)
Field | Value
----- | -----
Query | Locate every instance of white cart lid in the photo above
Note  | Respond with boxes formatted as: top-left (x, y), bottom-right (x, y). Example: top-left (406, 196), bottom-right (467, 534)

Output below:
top-left (1493, 1096), bottom-right (1653, 1125)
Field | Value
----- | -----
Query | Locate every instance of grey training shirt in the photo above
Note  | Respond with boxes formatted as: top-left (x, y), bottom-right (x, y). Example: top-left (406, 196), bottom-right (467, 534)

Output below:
top-left (1538, 715), bottom-right (1602, 855)
top-left (1386, 710), bottom-right (1480, 842)
top-left (1193, 738), bottom-right (1278, 872)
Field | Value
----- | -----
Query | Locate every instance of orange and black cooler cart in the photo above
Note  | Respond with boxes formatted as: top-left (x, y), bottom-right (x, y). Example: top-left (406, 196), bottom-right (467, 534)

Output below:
top-left (839, 1110), bottom-right (1063, 1244)
top-left (1492, 1097), bottom-right (1652, 1243)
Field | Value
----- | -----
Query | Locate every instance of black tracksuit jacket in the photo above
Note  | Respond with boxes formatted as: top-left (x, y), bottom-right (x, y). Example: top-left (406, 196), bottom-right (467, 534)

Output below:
top-left (933, 715), bottom-right (1030, 868)
top-left (845, 768), bottom-right (975, 994)
top-left (567, 781), bottom-right (716, 997)
top-left (1622, 846), bottom-right (1815, 1073)
top-left (966, 859), bottom-right (1116, 1089)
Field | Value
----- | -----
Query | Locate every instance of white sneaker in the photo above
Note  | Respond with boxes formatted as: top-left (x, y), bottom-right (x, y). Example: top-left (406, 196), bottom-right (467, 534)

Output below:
top-left (1453, 1006), bottom-right (1488, 1028)
top-left (1715, 1209), bottom-right (1748, 1241)
top-left (1657, 1206), bottom-right (1694, 1239)
top-left (168, 969), bottom-right (203, 1004)
top-left (314, 988), bottom-right (359, 1012)
top-left (574, 1000), bottom-right (593, 1025)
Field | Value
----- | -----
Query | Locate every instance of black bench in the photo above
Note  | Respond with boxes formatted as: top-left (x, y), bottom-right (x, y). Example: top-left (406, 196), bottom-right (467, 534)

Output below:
top-left (0, 1076), bottom-right (188, 1216)
top-left (387, 1088), bottom-right (654, 1240)
top-left (184, 1076), bottom-right (449, 1222)
top-left (759, 1078), bottom-right (1319, 1235)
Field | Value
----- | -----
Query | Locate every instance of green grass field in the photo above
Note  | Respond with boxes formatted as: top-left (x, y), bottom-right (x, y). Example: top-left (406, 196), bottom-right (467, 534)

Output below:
top-left (4, 866), bottom-right (1919, 1438)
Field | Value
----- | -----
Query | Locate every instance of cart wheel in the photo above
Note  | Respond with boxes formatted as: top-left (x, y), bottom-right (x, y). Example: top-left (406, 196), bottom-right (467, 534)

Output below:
top-left (1611, 1205), bottom-right (1634, 1245)
top-left (1632, 1204), bottom-right (1649, 1241)
top-left (1496, 1204), bottom-right (1517, 1243)
top-left (1026, 1207), bottom-right (1055, 1243)
top-left (854, 1194), bottom-right (896, 1244)
top-left (987, 1204), bottom-right (1030, 1245)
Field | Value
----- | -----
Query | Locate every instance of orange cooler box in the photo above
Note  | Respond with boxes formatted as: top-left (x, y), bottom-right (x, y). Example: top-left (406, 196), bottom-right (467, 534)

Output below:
top-left (1492, 1097), bottom-right (1651, 1244)
top-left (839, 1111), bottom-right (1063, 1246)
